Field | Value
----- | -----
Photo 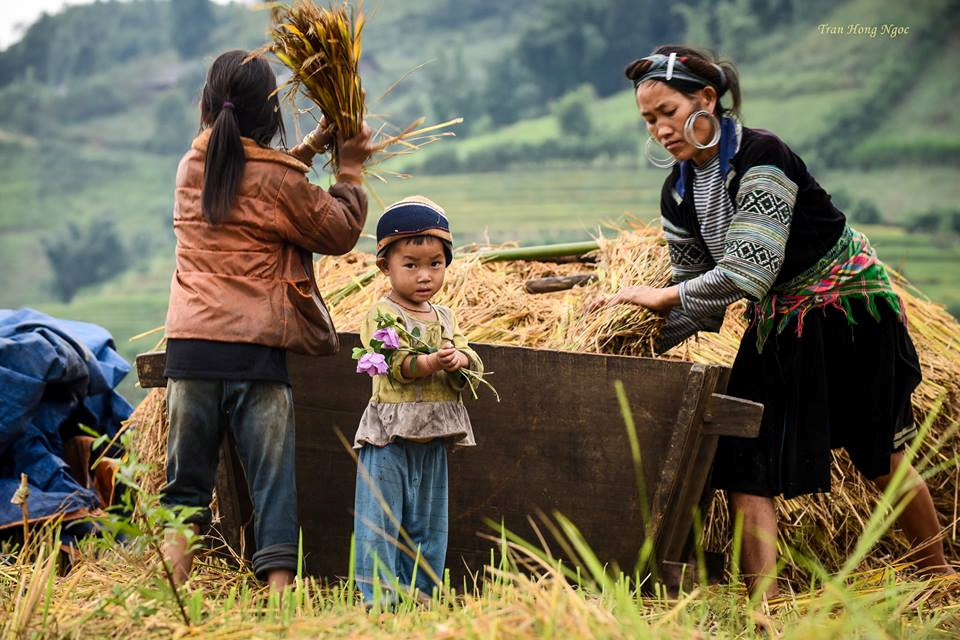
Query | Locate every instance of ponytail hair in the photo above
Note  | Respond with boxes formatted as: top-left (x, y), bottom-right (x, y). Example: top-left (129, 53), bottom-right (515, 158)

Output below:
top-left (199, 50), bottom-right (286, 224)
top-left (624, 45), bottom-right (742, 120)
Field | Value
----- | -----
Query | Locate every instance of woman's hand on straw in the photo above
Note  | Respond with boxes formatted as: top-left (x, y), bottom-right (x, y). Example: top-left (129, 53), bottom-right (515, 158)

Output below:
top-left (336, 122), bottom-right (374, 184)
top-left (587, 285), bottom-right (680, 314)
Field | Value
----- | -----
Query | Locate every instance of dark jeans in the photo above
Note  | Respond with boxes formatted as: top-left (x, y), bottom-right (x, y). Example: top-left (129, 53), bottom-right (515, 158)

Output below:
top-left (163, 378), bottom-right (298, 579)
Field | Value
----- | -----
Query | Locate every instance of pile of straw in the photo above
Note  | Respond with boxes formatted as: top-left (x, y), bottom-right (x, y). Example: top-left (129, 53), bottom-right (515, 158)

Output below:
top-left (127, 223), bottom-right (960, 577)
top-left (311, 224), bottom-right (960, 575)
top-left (319, 226), bottom-right (671, 355)
top-left (128, 388), bottom-right (167, 497)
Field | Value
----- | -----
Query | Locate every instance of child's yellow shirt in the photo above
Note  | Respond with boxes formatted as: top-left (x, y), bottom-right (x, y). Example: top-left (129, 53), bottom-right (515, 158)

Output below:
top-left (353, 298), bottom-right (482, 448)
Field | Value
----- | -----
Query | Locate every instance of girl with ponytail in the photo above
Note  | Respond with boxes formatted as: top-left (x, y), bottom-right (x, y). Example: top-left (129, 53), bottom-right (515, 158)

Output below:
top-left (594, 45), bottom-right (954, 596)
top-left (161, 49), bottom-right (373, 591)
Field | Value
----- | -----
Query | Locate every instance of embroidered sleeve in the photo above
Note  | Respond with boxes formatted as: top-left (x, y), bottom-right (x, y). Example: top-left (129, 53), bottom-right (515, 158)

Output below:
top-left (661, 215), bottom-right (713, 282)
top-left (678, 164), bottom-right (798, 321)
top-left (719, 165), bottom-right (797, 299)
top-left (655, 307), bottom-right (726, 354)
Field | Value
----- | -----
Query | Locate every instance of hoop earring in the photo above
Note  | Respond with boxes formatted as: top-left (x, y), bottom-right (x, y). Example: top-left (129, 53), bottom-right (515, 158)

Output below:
top-left (644, 135), bottom-right (676, 168)
top-left (683, 110), bottom-right (721, 149)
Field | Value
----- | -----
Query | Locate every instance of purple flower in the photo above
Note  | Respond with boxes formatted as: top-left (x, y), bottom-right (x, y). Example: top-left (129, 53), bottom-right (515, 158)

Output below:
top-left (356, 352), bottom-right (388, 377)
top-left (372, 327), bottom-right (401, 350)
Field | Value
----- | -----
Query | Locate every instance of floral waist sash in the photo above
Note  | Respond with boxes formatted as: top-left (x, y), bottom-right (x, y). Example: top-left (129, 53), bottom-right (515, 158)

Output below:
top-left (752, 225), bottom-right (904, 351)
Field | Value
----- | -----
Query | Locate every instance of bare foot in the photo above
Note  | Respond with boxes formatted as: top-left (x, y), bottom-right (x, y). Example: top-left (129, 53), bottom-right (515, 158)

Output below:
top-left (267, 568), bottom-right (295, 594)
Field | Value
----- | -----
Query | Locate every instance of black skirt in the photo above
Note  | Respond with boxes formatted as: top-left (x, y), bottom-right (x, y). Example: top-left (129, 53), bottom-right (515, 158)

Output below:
top-left (711, 298), bottom-right (922, 499)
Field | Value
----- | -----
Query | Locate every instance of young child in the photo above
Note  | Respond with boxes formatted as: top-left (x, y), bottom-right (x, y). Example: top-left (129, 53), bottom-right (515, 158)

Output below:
top-left (160, 49), bottom-right (372, 591)
top-left (352, 196), bottom-right (482, 604)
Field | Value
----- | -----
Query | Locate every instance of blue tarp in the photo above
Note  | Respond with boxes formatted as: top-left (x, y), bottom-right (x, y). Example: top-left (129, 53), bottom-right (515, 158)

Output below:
top-left (0, 308), bottom-right (133, 529)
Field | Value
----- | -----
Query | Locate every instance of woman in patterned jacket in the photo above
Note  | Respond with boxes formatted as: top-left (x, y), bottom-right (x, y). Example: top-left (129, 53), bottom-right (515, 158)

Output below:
top-left (593, 45), bottom-right (954, 596)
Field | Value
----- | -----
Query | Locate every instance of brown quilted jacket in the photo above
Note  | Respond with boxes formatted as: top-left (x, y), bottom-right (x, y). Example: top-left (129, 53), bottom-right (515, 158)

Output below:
top-left (164, 129), bottom-right (367, 355)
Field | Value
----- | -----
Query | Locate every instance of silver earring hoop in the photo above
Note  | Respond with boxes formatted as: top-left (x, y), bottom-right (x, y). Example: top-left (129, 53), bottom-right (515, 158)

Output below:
top-left (683, 110), bottom-right (721, 149)
top-left (644, 135), bottom-right (676, 168)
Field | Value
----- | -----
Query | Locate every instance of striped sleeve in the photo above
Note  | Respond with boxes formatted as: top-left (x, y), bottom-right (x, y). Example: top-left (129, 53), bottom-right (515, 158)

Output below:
top-left (657, 215), bottom-right (726, 352)
top-left (678, 164), bottom-right (798, 322)
top-left (655, 306), bottom-right (725, 354)
top-left (677, 270), bottom-right (743, 324)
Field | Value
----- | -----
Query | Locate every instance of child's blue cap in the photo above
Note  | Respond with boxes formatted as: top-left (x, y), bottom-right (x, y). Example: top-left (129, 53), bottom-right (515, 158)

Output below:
top-left (376, 196), bottom-right (453, 264)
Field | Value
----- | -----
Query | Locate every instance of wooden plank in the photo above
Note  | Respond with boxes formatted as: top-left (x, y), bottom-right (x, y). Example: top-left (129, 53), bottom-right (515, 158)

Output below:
top-left (136, 351), bottom-right (167, 388)
top-left (702, 393), bottom-right (764, 438)
top-left (213, 432), bottom-right (255, 561)
top-left (670, 365), bottom-right (745, 567)
top-left (649, 364), bottom-right (723, 563)
top-left (288, 333), bottom-right (713, 579)
top-left (137, 332), bottom-right (761, 582)
top-left (524, 274), bottom-right (597, 294)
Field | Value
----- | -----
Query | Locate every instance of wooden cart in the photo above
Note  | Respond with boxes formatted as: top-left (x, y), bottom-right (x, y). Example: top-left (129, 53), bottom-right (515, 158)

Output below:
top-left (138, 334), bottom-right (761, 586)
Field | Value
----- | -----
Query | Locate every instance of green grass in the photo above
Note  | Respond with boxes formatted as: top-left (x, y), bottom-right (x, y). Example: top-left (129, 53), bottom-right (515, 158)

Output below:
top-left (3, 376), bottom-right (958, 638)
top-left (369, 166), bottom-right (662, 245)
top-left (61, 93), bottom-right (193, 150)
top-left (851, 31), bottom-right (960, 163)
top-left (406, 0), bottom-right (959, 170)
top-left (0, 145), bottom-right (175, 308)
top-left (823, 167), bottom-right (960, 224)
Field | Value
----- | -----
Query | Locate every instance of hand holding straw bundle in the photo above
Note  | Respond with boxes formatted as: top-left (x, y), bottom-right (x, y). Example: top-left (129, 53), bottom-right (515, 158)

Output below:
top-left (266, 1), bottom-right (462, 180)
top-left (292, 115), bottom-right (374, 184)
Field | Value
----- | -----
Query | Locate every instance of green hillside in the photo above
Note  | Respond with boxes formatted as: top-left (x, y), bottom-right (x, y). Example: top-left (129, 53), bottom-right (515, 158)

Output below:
top-left (407, 0), bottom-right (960, 170)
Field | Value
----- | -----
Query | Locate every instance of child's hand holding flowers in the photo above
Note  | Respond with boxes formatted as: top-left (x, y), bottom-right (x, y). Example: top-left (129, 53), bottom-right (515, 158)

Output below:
top-left (353, 323), bottom-right (402, 377)
top-left (352, 311), bottom-right (498, 401)
top-left (437, 343), bottom-right (469, 372)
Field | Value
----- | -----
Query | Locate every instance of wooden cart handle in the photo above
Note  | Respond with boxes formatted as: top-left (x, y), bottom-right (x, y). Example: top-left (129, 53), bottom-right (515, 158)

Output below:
top-left (701, 393), bottom-right (764, 438)
top-left (136, 351), bottom-right (167, 388)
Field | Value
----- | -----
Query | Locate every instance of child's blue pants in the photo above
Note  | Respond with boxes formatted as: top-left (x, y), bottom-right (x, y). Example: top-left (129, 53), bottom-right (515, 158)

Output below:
top-left (354, 439), bottom-right (448, 603)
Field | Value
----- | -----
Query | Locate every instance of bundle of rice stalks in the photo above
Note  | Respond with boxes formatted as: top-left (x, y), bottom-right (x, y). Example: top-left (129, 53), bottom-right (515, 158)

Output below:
top-left (265, 1), bottom-right (460, 176)
top-left (268, 2), bottom-right (364, 149)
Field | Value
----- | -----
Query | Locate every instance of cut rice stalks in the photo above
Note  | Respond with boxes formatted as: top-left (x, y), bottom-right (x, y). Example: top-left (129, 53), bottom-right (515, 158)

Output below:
top-left (264, 1), bottom-right (461, 177)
